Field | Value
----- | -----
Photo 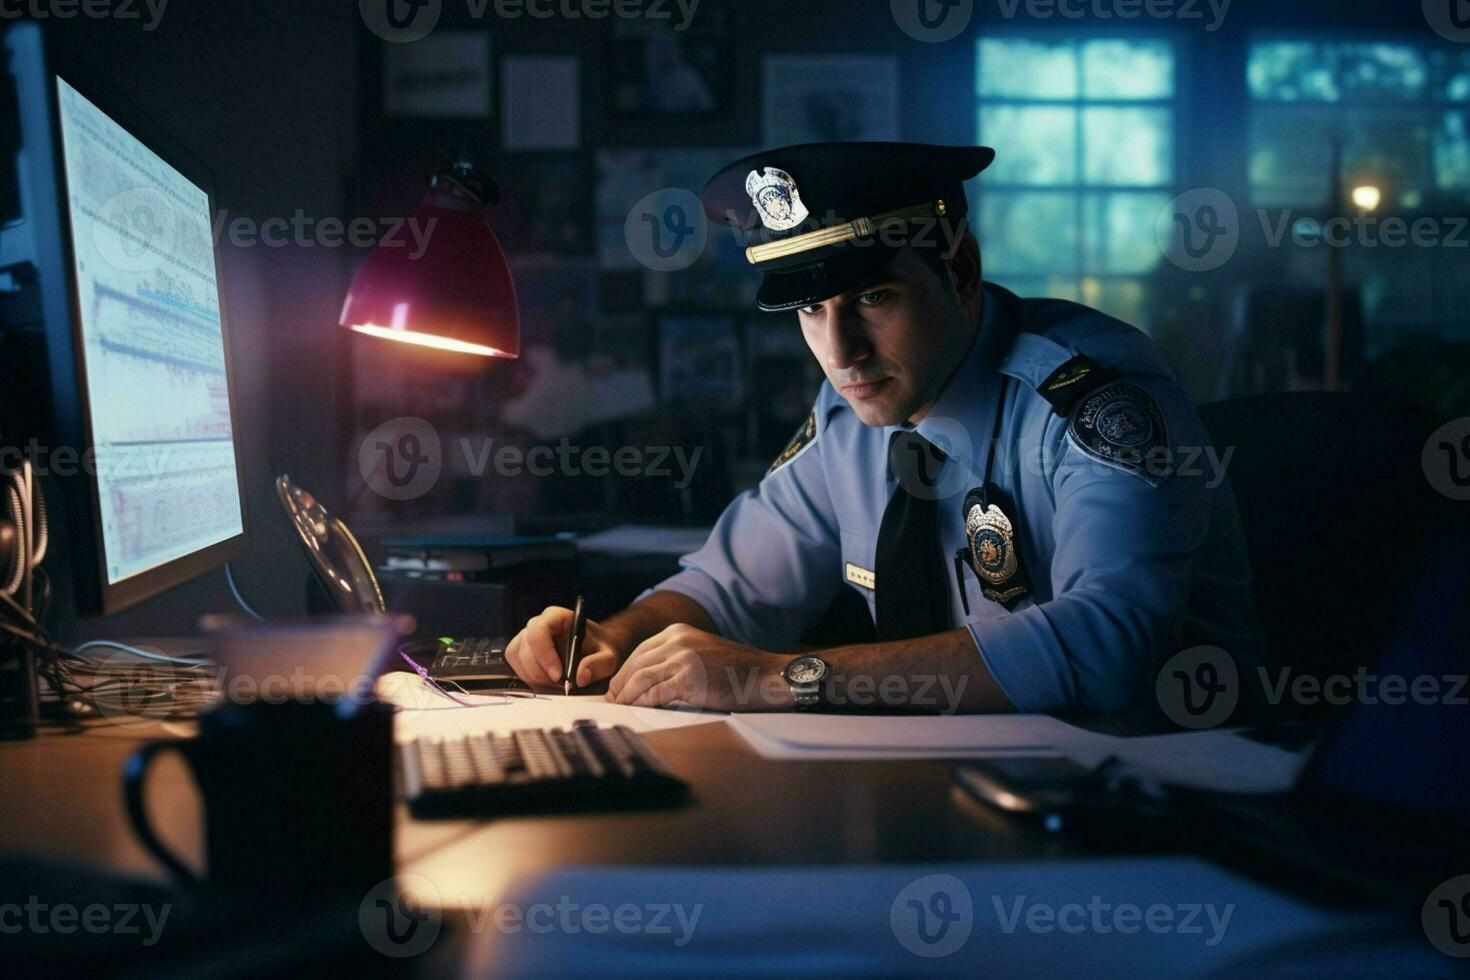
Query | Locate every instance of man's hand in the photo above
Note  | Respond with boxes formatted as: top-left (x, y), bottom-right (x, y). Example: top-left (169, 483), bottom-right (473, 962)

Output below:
top-left (605, 623), bottom-right (793, 711)
top-left (504, 605), bottom-right (628, 688)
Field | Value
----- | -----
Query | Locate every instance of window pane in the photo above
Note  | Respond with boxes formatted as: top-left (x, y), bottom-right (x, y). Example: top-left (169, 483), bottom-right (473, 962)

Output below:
top-left (980, 106), bottom-right (1077, 184)
top-left (1083, 192), bottom-right (1170, 274)
top-left (1436, 111), bottom-right (1470, 195)
top-left (1249, 42), bottom-right (1427, 102)
top-left (1249, 42), bottom-right (1337, 101)
top-left (977, 38), bottom-right (1077, 99)
top-left (978, 192), bottom-right (1079, 276)
top-left (1340, 44), bottom-right (1426, 101)
top-left (1250, 108), bottom-right (1432, 208)
top-left (994, 276), bottom-right (1082, 303)
top-left (1082, 40), bottom-right (1173, 100)
top-left (1342, 111), bottom-right (1433, 207)
top-left (1080, 277), bottom-right (1149, 330)
top-left (1083, 108), bottom-right (1173, 185)
top-left (1431, 49), bottom-right (1470, 103)
top-left (1248, 108), bottom-right (1334, 204)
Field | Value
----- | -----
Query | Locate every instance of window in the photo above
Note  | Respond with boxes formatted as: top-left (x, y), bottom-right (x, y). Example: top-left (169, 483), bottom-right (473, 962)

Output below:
top-left (974, 37), bottom-right (1177, 328)
top-left (1248, 42), bottom-right (1470, 208)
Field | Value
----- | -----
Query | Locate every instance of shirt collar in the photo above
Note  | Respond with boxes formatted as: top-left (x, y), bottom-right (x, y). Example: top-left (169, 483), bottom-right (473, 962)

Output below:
top-left (887, 283), bottom-right (1016, 478)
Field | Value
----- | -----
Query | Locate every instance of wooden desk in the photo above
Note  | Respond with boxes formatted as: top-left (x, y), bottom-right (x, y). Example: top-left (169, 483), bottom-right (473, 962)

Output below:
top-left (0, 715), bottom-right (1142, 912)
top-left (18, 711), bottom-right (1433, 977)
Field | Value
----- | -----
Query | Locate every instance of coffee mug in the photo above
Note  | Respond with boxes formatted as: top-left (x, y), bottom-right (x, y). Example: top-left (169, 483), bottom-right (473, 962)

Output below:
top-left (123, 700), bottom-right (394, 899)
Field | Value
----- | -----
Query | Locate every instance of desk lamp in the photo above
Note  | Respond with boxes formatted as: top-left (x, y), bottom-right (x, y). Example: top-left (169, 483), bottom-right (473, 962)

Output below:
top-left (339, 162), bottom-right (520, 359)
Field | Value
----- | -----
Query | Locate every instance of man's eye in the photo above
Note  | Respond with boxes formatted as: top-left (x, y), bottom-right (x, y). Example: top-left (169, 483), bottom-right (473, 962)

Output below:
top-left (799, 304), bottom-right (821, 316)
top-left (858, 290), bottom-right (888, 306)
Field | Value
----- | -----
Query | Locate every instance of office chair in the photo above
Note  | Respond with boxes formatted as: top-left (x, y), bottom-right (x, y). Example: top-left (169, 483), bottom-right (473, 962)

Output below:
top-left (1220, 286), bottom-right (1365, 398)
top-left (1358, 340), bottom-right (1470, 421)
top-left (1198, 391), bottom-right (1464, 721)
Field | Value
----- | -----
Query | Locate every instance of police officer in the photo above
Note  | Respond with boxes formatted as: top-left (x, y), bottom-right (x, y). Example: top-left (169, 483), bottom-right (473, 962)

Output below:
top-left (505, 142), bottom-right (1263, 715)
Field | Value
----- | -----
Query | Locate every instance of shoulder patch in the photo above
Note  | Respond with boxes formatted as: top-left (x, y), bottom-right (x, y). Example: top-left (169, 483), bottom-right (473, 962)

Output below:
top-left (767, 411), bottom-right (816, 475)
top-left (1066, 382), bottom-right (1171, 486)
top-left (1037, 354), bottom-right (1112, 415)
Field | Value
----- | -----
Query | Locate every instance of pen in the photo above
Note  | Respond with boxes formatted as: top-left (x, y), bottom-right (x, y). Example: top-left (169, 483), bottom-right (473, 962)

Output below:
top-left (563, 594), bottom-right (587, 696)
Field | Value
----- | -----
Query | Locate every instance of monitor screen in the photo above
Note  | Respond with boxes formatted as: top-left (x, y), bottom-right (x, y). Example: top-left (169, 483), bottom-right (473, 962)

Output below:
top-left (54, 76), bottom-right (244, 586)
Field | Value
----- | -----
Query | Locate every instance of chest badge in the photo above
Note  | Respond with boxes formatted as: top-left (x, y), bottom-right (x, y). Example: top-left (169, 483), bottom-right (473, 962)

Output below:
top-left (745, 166), bottom-right (809, 232)
top-left (957, 486), bottom-right (1031, 610)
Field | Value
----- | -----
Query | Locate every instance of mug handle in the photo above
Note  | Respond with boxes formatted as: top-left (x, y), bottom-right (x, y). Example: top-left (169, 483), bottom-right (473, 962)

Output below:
top-left (123, 742), bottom-right (202, 886)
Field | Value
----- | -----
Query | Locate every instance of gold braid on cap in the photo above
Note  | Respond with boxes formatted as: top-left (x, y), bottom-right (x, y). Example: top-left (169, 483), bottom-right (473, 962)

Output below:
top-left (744, 199), bottom-right (948, 265)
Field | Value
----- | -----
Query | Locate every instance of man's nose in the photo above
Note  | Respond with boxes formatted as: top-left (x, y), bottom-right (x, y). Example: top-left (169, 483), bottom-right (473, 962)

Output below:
top-left (821, 308), bottom-right (871, 372)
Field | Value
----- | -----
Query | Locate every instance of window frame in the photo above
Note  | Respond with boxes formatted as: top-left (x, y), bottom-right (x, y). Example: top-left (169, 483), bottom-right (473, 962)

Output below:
top-left (972, 31), bottom-right (1184, 324)
top-left (1245, 34), bottom-right (1470, 210)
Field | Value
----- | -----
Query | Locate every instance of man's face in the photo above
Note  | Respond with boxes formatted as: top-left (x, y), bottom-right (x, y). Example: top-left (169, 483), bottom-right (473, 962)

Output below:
top-left (796, 243), bottom-right (980, 427)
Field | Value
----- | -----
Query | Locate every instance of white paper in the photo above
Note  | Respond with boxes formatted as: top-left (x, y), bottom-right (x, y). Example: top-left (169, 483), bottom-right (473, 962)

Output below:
top-left (465, 858), bottom-right (1440, 979)
top-left (378, 672), bottom-right (725, 742)
top-left (728, 719), bottom-right (1060, 761)
top-left (1064, 729), bottom-right (1312, 795)
top-left (729, 712), bottom-right (1081, 754)
top-left (382, 673), bottom-right (1310, 794)
top-left (727, 712), bottom-right (1311, 794)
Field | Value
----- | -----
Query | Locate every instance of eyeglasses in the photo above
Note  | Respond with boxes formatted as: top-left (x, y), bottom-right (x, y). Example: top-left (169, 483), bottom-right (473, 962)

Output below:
top-left (396, 649), bottom-right (537, 707)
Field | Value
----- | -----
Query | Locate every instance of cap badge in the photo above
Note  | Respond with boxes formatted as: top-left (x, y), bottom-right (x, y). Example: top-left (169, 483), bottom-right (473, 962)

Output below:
top-left (745, 166), bottom-right (809, 232)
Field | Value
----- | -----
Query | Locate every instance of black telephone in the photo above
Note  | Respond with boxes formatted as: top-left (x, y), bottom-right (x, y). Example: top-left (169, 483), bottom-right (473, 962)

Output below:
top-left (274, 473), bottom-right (521, 688)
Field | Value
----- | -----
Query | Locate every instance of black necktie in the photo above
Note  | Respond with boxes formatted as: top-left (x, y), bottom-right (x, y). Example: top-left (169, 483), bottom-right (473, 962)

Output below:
top-left (875, 431), bottom-right (951, 641)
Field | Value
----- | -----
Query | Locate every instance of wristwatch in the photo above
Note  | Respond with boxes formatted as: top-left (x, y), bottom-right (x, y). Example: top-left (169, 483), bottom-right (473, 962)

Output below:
top-left (782, 655), bottom-right (830, 711)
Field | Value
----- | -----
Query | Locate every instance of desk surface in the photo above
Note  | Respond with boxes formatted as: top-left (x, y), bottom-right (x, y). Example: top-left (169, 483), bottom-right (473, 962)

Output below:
top-left (0, 716), bottom-right (1141, 910)
top-left (7, 710), bottom-right (1454, 977)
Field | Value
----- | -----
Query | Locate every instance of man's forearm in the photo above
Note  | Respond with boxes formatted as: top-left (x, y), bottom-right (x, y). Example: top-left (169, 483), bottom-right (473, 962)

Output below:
top-left (600, 590), bottom-right (717, 662)
top-left (813, 629), bottom-right (1015, 714)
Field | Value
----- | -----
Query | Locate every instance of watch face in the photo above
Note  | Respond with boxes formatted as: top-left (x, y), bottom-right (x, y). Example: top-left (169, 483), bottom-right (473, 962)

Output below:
top-left (786, 657), bottom-right (827, 684)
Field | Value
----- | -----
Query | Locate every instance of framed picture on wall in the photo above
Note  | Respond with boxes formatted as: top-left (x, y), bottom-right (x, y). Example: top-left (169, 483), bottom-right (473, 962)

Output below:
top-left (744, 316), bottom-right (822, 459)
top-left (596, 147), bottom-right (757, 307)
top-left (606, 10), bottom-right (731, 119)
top-left (501, 55), bottom-right (580, 150)
top-left (382, 31), bottom-right (491, 118)
top-left (658, 315), bottom-right (742, 404)
top-left (490, 155), bottom-right (592, 256)
top-left (762, 54), bottom-right (899, 145)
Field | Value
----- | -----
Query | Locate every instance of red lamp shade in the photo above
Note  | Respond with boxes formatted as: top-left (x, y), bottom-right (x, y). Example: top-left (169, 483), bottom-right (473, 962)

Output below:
top-left (339, 166), bottom-right (519, 358)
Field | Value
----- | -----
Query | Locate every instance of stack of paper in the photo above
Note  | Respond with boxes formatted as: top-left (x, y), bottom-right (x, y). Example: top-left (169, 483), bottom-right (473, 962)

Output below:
top-left (727, 713), bottom-right (1079, 760)
top-left (376, 672), bottom-right (726, 742)
top-left (727, 713), bottom-right (1309, 793)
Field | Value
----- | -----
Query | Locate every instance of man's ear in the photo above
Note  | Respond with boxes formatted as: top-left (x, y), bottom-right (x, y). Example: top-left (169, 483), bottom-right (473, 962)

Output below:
top-left (946, 229), bottom-right (981, 321)
top-left (947, 231), bottom-right (981, 312)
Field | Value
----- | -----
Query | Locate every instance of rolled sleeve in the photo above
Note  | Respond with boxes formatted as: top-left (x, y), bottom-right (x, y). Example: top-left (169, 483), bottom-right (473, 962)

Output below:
top-left (975, 405), bottom-right (1212, 714)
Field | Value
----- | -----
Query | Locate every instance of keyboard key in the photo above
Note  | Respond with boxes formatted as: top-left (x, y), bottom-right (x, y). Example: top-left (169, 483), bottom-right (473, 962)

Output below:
top-left (401, 723), bottom-right (688, 817)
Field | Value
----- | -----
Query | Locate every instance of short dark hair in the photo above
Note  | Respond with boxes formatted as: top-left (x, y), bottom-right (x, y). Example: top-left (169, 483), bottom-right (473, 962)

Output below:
top-left (907, 241), bottom-right (953, 286)
top-left (908, 220), bottom-right (977, 291)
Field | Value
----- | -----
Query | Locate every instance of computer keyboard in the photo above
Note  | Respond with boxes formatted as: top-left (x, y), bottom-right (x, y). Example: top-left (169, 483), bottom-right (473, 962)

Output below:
top-left (400, 720), bottom-right (689, 817)
top-left (427, 635), bottom-right (521, 685)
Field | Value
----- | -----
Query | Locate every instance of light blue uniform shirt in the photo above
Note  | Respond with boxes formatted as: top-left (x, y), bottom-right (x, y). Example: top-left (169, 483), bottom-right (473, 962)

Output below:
top-left (645, 283), bottom-right (1263, 714)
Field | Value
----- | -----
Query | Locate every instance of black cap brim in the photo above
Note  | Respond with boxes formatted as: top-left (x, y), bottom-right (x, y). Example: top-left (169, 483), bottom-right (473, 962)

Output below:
top-left (755, 241), bottom-right (908, 312)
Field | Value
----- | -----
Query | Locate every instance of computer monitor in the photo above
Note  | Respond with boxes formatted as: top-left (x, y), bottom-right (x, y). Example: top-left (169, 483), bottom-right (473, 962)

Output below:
top-left (1, 23), bottom-right (248, 615)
